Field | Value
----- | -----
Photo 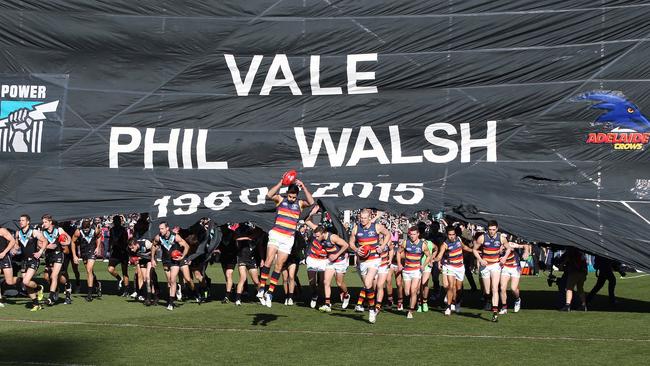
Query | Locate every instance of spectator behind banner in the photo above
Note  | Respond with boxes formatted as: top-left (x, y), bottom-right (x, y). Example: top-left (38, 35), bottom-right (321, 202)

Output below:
top-left (587, 255), bottom-right (625, 308)
top-left (560, 247), bottom-right (588, 312)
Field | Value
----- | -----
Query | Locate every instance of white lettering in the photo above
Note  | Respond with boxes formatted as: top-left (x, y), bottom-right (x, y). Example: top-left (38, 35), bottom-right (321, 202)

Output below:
top-left (294, 127), bottom-right (352, 168)
top-left (260, 54), bottom-right (302, 95)
top-left (181, 129), bottom-right (194, 169)
top-left (347, 53), bottom-right (378, 94)
top-left (423, 123), bottom-right (458, 163)
top-left (144, 128), bottom-right (180, 169)
top-left (389, 125), bottom-right (422, 164)
top-left (310, 55), bottom-right (343, 95)
top-left (224, 54), bottom-right (263, 96)
top-left (240, 187), bottom-right (268, 206)
top-left (204, 191), bottom-right (232, 211)
top-left (197, 129), bottom-right (228, 169)
top-left (109, 127), bottom-right (142, 168)
top-left (173, 194), bottom-right (201, 215)
top-left (346, 126), bottom-right (390, 166)
top-left (460, 120), bottom-right (497, 163)
top-left (311, 183), bottom-right (340, 198)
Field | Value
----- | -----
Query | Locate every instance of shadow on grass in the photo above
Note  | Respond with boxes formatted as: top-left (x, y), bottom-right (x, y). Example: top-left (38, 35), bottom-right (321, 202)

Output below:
top-left (249, 313), bottom-right (285, 326)
top-left (328, 312), bottom-right (367, 323)
top-left (0, 335), bottom-right (94, 365)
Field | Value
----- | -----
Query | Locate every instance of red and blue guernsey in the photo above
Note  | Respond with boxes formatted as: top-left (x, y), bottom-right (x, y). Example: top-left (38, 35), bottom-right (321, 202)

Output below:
top-left (482, 232), bottom-right (501, 264)
top-left (404, 239), bottom-right (424, 271)
top-left (503, 249), bottom-right (520, 269)
top-left (271, 197), bottom-right (301, 238)
top-left (308, 237), bottom-right (328, 260)
top-left (320, 233), bottom-right (346, 263)
top-left (444, 238), bottom-right (464, 268)
top-left (355, 223), bottom-right (380, 261)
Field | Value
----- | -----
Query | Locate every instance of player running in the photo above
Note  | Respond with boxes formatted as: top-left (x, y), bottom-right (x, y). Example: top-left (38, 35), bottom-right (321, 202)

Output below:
top-left (473, 220), bottom-right (511, 322)
top-left (305, 212), bottom-right (350, 312)
top-left (499, 240), bottom-right (529, 314)
top-left (434, 225), bottom-right (473, 317)
top-left (128, 237), bottom-right (156, 305)
top-left (0, 226), bottom-right (18, 307)
top-left (41, 214), bottom-right (72, 306)
top-left (233, 223), bottom-right (261, 306)
top-left (71, 219), bottom-right (102, 301)
top-left (107, 215), bottom-right (130, 296)
top-left (349, 209), bottom-right (391, 324)
top-left (15, 215), bottom-right (47, 311)
top-left (151, 222), bottom-right (190, 311)
top-left (257, 177), bottom-right (314, 308)
top-left (397, 226), bottom-right (433, 319)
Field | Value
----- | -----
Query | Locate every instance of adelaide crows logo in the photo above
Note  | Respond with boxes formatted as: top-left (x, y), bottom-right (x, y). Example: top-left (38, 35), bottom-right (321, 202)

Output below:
top-left (577, 91), bottom-right (650, 150)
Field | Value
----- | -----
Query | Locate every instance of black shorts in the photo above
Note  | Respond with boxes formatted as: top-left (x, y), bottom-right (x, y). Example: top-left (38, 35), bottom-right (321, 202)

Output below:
top-left (81, 251), bottom-right (97, 262)
top-left (138, 258), bottom-right (150, 269)
top-left (0, 254), bottom-right (12, 269)
top-left (237, 256), bottom-right (257, 270)
top-left (162, 259), bottom-right (181, 270)
top-left (189, 255), bottom-right (205, 271)
top-left (284, 254), bottom-right (299, 266)
top-left (21, 257), bottom-right (40, 273)
top-left (220, 255), bottom-right (237, 270)
top-left (108, 256), bottom-right (128, 267)
top-left (45, 251), bottom-right (65, 267)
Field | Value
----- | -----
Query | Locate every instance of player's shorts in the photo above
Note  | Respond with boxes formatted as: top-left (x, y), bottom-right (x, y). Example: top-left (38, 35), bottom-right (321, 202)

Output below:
top-left (0, 254), bottom-right (12, 269)
top-left (220, 254), bottom-right (237, 270)
top-left (21, 257), bottom-right (40, 273)
top-left (358, 258), bottom-right (381, 277)
top-left (422, 263), bottom-right (433, 274)
top-left (501, 265), bottom-right (521, 278)
top-left (108, 255), bottom-right (128, 267)
top-left (138, 258), bottom-right (150, 269)
top-left (284, 254), bottom-right (299, 266)
top-left (442, 265), bottom-right (465, 282)
top-left (306, 256), bottom-right (327, 272)
top-left (390, 264), bottom-right (400, 272)
top-left (267, 230), bottom-right (294, 254)
top-left (162, 259), bottom-right (181, 270)
top-left (325, 260), bottom-right (348, 274)
top-left (378, 264), bottom-right (389, 275)
top-left (237, 255), bottom-right (257, 270)
top-left (402, 269), bottom-right (422, 281)
top-left (81, 251), bottom-right (97, 263)
top-left (480, 262), bottom-right (502, 278)
top-left (45, 251), bottom-right (64, 267)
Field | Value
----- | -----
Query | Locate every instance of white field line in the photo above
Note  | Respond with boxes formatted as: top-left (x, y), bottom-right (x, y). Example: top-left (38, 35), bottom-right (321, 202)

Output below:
top-left (1, 318), bottom-right (650, 343)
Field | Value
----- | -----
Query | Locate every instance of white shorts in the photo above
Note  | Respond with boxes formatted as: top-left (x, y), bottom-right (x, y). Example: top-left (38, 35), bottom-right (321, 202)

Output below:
top-left (358, 259), bottom-right (381, 277)
top-left (442, 265), bottom-right (465, 282)
top-left (267, 230), bottom-right (294, 254)
top-left (480, 262), bottom-right (502, 278)
top-left (378, 264), bottom-right (389, 275)
top-left (390, 264), bottom-right (399, 272)
top-left (402, 269), bottom-right (422, 281)
top-left (422, 263), bottom-right (433, 273)
top-left (306, 256), bottom-right (327, 272)
top-left (326, 260), bottom-right (348, 274)
top-left (501, 266), bottom-right (521, 278)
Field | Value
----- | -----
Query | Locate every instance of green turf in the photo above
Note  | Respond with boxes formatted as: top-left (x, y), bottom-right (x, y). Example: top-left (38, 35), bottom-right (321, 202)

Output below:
top-left (1, 262), bottom-right (649, 365)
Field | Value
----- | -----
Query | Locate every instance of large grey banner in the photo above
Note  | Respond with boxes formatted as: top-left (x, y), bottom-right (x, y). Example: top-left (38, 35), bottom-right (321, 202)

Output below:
top-left (1, 1), bottom-right (649, 268)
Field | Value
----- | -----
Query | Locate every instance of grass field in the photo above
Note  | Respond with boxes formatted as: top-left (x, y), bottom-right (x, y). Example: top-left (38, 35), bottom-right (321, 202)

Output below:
top-left (1, 262), bottom-right (649, 366)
